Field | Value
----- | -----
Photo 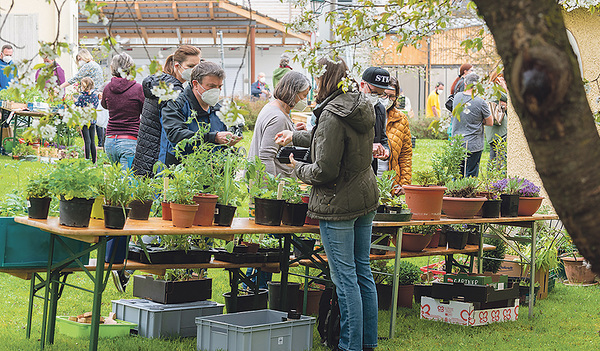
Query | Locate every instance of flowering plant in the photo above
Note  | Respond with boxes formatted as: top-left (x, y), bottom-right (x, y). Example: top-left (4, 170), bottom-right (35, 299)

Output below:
top-left (492, 177), bottom-right (540, 197)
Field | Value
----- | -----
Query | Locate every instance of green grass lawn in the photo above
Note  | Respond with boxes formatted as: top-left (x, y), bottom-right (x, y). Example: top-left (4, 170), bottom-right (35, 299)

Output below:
top-left (0, 139), bottom-right (598, 350)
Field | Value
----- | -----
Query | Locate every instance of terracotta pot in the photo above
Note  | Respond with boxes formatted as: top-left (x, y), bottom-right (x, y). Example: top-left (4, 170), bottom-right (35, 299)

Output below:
top-left (299, 288), bottom-right (323, 316)
top-left (441, 197), bottom-right (486, 219)
top-left (193, 193), bottom-right (218, 226)
top-left (518, 196), bottom-right (544, 216)
top-left (170, 203), bottom-right (199, 228)
top-left (401, 232), bottom-right (433, 252)
top-left (561, 256), bottom-right (597, 284)
top-left (161, 201), bottom-right (172, 221)
top-left (427, 229), bottom-right (441, 248)
top-left (403, 185), bottom-right (446, 220)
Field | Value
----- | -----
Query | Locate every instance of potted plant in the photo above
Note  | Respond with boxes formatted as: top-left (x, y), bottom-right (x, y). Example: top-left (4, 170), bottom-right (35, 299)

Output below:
top-left (442, 224), bottom-right (471, 249)
top-left (372, 259), bottom-right (421, 309)
top-left (11, 142), bottom-right (35, 160)
top-left (516, 178), bottom-right (544, 216)
top-left (25, 172), bottom-right (53, 219)
top-left (163, 165), bottom-right (199, 228)
top-left (478, 148), bottom-right (505, 218)
top-left (246, 157), bottom-right (284, 226)
top-left (98, 164), bottom-right (134, 229)
top-left (137, 234), bottom-right (213, 264)
top-left (404, 136), bottom-right (466, 220)
top-left (49, 158), bottom-right (101, 227)
top-left (400, 226), bottom-right (435, 252)
top-left (493, 177), bottom-right (524, 217)
top-left (375, 171), bottom-right (412, 221)
top-left (133, 269), bottom-right (212, 304)
top-left (442, 177), bottom-right (486, 219)
top-left (281, 178), bottom-right (308, 226)
top-left (129, 174), bottom-right (159, 220)
top-left (213, 149), bottom-right (247, 226)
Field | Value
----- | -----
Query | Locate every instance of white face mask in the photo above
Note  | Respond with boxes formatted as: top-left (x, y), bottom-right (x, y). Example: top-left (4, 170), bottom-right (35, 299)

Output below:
top-left (196, 84), bottom-right (221, 106)
top-left (259, 77), bottom-right (266, 83)
top-left (379, 97), bottom-right (389, 109)
top-left (2, 55), bottom-right (12, 64)
top-left (292, 96), bottom-right (308, 111)
top-left (365, 94), bottom-right (379, 106)
top-left (385, 98), bottom-right (394, 110)
top-left (179, 67), bottom-right (192, 82)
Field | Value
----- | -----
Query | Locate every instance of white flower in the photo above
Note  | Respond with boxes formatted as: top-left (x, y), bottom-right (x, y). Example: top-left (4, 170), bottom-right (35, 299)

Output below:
top-left (88, 14), bottom-right (99, 24)
top-left (151, 82), bottom-right (180, 103)
top-left (40, 124), bottom-right (57, 140)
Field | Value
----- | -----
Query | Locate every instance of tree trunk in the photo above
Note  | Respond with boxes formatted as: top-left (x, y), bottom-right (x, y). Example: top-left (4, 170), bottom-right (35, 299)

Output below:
top-left (474, 0), bottom-right (600, 274)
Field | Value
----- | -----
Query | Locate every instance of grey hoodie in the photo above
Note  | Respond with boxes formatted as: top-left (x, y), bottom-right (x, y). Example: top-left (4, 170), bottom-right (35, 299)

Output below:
top-left (292, 90), bottom-right (379, 221)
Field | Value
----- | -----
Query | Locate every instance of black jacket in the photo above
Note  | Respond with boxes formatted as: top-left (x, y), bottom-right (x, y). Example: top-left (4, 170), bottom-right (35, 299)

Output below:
top-left (131, 74), bottom-right (183, 176)
top-left (372, 101), bottom-right (390, 172)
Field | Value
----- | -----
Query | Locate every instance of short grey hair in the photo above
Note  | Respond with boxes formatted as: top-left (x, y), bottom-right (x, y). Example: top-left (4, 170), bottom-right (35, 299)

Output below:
top-left (191, 61), bottom-right (225, 84)
top-left (280, 53), bottom-right (290, 66)
top-left (273, 71), bottom-right (310, 107)
top-left (110, 53), bottom-right (134, 78)
top-left (463, 72), bottom-right (479, 87)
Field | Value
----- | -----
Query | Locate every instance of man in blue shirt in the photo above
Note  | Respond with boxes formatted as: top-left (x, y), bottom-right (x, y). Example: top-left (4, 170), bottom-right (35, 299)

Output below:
top-left (0, 44), bottom-right (16, 91)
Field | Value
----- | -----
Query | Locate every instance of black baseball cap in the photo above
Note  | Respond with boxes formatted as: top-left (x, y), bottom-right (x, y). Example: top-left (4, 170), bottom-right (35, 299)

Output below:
top-left (362, 67), bottom-right (392, 89)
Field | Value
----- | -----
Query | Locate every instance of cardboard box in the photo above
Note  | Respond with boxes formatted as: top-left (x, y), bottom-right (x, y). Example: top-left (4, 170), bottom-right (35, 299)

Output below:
top-left (444, 273), bottom-right (509, 290)
top-left (420, 296), bottom-right (519, 326)
top-left (496, 254), bottom-right (525, 277)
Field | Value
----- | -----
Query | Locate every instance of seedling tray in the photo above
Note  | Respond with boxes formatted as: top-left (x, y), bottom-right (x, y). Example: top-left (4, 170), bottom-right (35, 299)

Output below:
top-left (214, 248), bottom-right (267, 264)
top-left (430, 282), bottom-right (519, 303)
top-left (129, 245), bottom-right (212, 264)
top-left (276, 146), bottom-right (311, 164)
top-left (133, 275), bottom-right (212, 304)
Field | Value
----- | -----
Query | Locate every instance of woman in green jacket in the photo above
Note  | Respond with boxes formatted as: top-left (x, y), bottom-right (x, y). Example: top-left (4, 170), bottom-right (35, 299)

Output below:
top-left (275, 57), bottom-right (379, 351)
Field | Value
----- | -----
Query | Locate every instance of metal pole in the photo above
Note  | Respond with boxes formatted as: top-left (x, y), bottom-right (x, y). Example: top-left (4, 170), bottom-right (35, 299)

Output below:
top-left (218, 30), bottom-right (227, 97)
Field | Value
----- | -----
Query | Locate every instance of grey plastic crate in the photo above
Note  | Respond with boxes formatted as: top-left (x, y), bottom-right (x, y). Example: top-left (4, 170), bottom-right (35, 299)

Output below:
top-left (196, 309), bottom-right (315, 351)
top-left (112, 299), bottom-right (224, 338)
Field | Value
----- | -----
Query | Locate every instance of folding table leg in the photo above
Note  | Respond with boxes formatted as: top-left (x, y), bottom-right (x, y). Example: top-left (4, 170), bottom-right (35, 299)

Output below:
top-left (46, 270), bottom-right (60, 344)
top-left (89, 236), bottom-right (107, 351)
top-left (26, 273), bottom-right (37, 339)
top-left (279, 235), bottom-right (291, 312)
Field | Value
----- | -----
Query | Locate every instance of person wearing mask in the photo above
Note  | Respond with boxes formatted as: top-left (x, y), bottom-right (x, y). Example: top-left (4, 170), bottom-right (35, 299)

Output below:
top-left (359, 66), bottom-right (391, 174)
top-left (101, 53), bottom-right (145, 168)
top-left (0, 44), bottom-right (16, 91)
top-left (272, 53), bottom-right (293, 88)
top-left (426, 82), bottom-right (444, 118)
top-left (245, 71), bottom-right (310, 289)
top-left (250, 72), bottom-right (271, 100)
top-left (275, 57), bottom-right (379, 351)
top-left (446, 64), bottom-right (473, 137)
top-left (62, 49), bottom-right (106, 148)
top-left (35, 55), bottom-right (65, 89)
top-left (74, 77), bottom-right (99, 163)
top-left (397, 86), bottom-right (414, 119)
top-left (383, 77), bottom-right (412, 194)
top-left (131, 45), bottom-right (202, 177)
top-left (452, 72), bottom-right (494, 177)
top-left (159, 61), bottom-right (241, 167)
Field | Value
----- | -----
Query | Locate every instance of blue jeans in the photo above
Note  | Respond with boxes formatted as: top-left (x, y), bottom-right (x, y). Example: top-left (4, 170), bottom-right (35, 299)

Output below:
top-left (319, 211), bottom-right (378, 351)
top-left (104, 137), bottom-right (137, 169)
top-left (459, 150), bottom-right (482, 178)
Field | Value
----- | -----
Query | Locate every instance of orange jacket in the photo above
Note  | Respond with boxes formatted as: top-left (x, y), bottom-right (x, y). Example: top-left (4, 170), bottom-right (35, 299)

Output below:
top-left (386, 107), bottom-right (412, 188)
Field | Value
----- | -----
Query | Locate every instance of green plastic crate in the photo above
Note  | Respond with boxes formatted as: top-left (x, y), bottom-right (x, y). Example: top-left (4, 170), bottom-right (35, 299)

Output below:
top-left (56, 316), bottom-right (137, 338)
top-left (444, 272), bottom-right (509, 290)
top-left (0, 217), bottom-right (90, 268)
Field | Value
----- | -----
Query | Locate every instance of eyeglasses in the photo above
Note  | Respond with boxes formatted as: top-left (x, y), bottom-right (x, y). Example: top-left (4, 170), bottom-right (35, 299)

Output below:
top-left (366, 84), bottom-right (386, 98)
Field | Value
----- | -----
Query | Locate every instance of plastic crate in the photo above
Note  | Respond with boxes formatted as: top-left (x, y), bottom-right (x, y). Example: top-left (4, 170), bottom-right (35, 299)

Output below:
top-left (0, 217), bottom-right (90, 268)
top-left (196, 309), bottom-right (315, 351)
top-left (112, 299), bottom-right (224, 338)
top-left (56, 316), bottom-right (137, 338)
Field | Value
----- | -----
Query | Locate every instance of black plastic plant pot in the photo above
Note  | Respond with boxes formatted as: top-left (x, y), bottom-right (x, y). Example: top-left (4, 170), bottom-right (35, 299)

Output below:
top-left (500, 194), bottom-right (520, 217)
top-left (105, 235), bottom-right (130, 264)
top-left (282, 202), bottom-right (308, 226)
top-left (268, 281), bottom-right (302, 312)
top-left (377, 204), bottom-right (386, 213)
top-left (103, 205), bottom-right (130, 229)
top-left (133, 275), bottom-right (212, 304)
top-left (223, 289), bottom-right (268, 313)
top-left (481, 199), bottom-right (502, 218)
top-left (446, 230), bottom-right (468, 249)
top-left (138, 246), bottom-right (213, 264)
top-left (128, 199), bottom-right (153, 220)
top-left (214, 203), bottom-right (237, 226)
top-left (28, 197), bottom-right (52, 219)
top-left (59, 197), bottom-right (94, 227)
top-left (293, 238), bottom-right (316, 258)
top-left (254, 197), bottom-right (285, 226)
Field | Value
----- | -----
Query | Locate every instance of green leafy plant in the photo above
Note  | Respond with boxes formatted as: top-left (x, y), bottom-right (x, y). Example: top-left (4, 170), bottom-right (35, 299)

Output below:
top-left (430, 135), bottom-right (469, 185)
top-left (25, 172), bottom-right (53, 199)
top-left (11, 143), bottom-right (35, 158)
top-left (445, 177), bottom-right (479, 198)
top-left (245, 156), bottom-right (282, 199)
top-left (377, 170), bottom-right (397, 204)
top-left (371, 260), bottom-right (421, 285)
top-left (413, 170), bottom-right (437, 186)
top-left (164, 166), bottom-right (198, 205)
top-left (48, 158), bottom-right (101, 200)
top-left (403, 225), bottom-right (437, 235)
top-left (213, 149), bottom-right (247, 207)
top-left (131, 174), bottom-right (159, 202)
top-left (98, 164), bottom-right (135, 208)
top-left (282, 177), bottom-right (304, 204)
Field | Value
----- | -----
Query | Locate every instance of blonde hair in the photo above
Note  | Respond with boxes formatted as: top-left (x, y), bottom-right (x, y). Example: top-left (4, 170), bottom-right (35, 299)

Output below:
top-left (76, 49), bottom-right (94, 63)
top-left (164, 45), bottom-right (201, 76)
top-left (80, 77), bottom-right (94, 92)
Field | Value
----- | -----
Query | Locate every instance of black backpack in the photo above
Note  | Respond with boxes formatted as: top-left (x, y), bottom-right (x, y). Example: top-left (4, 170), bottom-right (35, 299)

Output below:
top-left (317, 287), bottom-right (341, 350)
top-left (445, 94), bottom-right (454, 112)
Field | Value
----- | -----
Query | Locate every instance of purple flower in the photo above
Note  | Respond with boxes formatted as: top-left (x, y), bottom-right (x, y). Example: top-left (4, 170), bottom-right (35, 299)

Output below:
top-left (492, 177), bottom-right (540, 197)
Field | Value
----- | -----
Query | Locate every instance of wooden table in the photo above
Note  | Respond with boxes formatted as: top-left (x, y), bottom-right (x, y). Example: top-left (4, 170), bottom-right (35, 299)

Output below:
top-left (0, 108), bottom-right (45, 151)
top-left (12, 217), bottom-right (319, 351)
